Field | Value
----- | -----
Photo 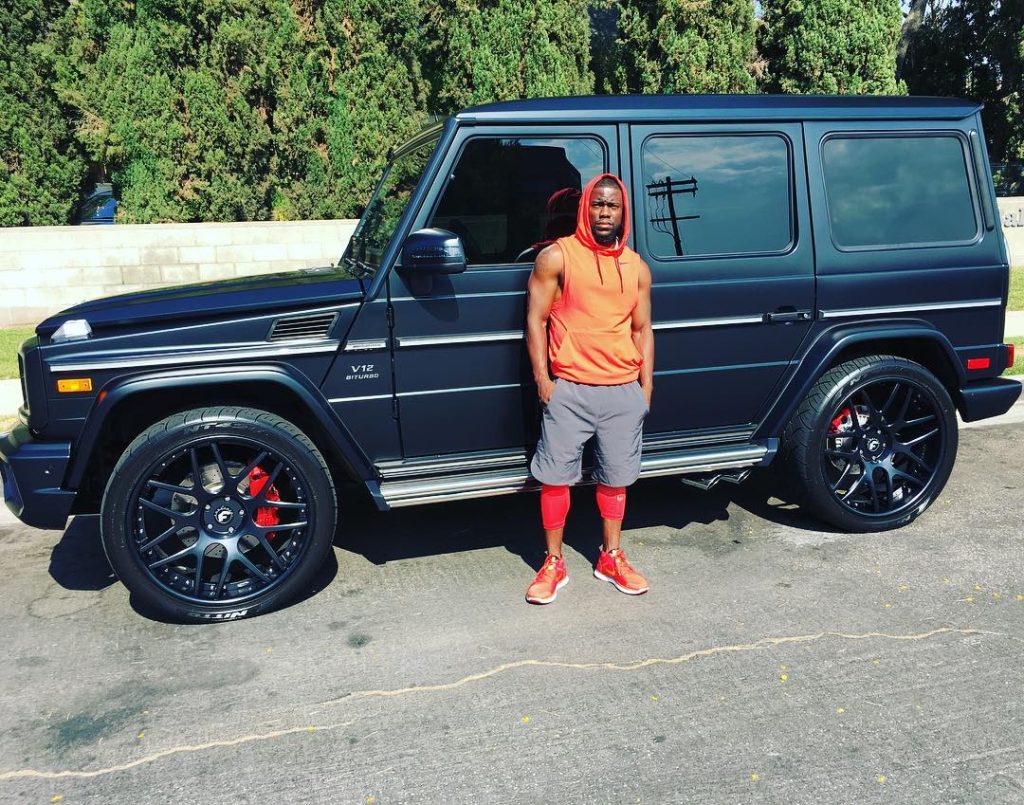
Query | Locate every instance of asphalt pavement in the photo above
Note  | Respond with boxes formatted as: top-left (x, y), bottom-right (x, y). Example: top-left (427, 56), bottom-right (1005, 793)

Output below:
top-left (0, 397), bottom-right (1022, 803)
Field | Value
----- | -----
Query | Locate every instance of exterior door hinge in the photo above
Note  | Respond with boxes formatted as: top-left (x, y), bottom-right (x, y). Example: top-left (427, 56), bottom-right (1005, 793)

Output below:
top-left (391, 395), bottom-right (400, 420)
top-left (386, 303), bottom-right (395, 329)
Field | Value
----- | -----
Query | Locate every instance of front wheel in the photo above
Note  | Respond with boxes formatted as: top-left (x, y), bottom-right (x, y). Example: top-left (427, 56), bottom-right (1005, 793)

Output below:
top-left (101, 407), bottom-right (337, 622)
top-left (783, 355), bottom-right (958, 532)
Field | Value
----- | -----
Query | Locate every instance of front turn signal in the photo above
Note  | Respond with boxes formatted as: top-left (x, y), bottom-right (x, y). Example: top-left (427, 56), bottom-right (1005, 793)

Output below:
top-left (57, 378), bottom-right (93, 393)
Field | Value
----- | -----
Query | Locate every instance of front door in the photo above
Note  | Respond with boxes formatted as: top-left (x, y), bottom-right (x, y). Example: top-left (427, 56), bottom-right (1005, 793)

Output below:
top-left (627, 122), bottom-right (815, 434)
top-left (389, 126), bottom-right (617, 457)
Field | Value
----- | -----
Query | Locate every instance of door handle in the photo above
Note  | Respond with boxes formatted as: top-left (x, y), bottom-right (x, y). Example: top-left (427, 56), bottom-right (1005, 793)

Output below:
top-left (765, 308), bottom-right (813, 323)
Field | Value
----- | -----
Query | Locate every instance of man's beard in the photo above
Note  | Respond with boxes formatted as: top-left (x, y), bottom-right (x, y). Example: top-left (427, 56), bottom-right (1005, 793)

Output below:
top-left (593, 224), bottom-right (622, 247)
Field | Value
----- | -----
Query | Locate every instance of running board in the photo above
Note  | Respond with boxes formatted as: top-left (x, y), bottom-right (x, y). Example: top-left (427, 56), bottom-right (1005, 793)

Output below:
top-left (377, 442), bottom-right (771, 508)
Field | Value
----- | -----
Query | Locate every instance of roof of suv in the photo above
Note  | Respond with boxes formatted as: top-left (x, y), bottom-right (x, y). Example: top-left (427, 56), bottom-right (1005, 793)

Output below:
top-left (458, 94), bottom-right (982, 123)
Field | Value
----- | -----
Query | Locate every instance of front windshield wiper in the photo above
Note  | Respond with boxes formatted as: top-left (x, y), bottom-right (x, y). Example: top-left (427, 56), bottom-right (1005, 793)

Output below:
top-left (340, 254), bottom-right (374, 278)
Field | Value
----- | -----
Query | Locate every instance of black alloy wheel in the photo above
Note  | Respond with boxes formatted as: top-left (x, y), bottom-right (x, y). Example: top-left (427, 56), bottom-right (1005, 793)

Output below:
top-left (784, 355), bottom-right (959, 532)
top-left (102, 407), bottom-right (337, 622)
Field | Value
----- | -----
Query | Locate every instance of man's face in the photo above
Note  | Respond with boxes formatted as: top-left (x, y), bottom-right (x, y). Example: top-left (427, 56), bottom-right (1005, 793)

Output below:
top-left (589, 185), bottom-right (623, 244)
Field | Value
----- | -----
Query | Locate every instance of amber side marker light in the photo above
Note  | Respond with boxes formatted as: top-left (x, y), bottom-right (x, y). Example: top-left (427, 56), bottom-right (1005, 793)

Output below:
top-left (57, 378), bottom-right (93, 393)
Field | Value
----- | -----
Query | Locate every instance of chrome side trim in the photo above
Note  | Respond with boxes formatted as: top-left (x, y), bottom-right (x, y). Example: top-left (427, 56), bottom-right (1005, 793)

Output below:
top-left (377, 451), bottom-right (528, 479)
top-left (328, 383), bottom-right (521, 404)
top-left (380, 444), bottom-right (769, 507)
top-left (50, 340), bottom-right (340, 373)
top-left (819, 298), bottom-right (1002, 319)
top-left (343, 339), bottom-right (388, 352)
top-left (396, 330), bottom-right (523, 347)
top-left (328, 392), bottom-right (392, 403)
top-left (652, 315), bottom-right (764, 331)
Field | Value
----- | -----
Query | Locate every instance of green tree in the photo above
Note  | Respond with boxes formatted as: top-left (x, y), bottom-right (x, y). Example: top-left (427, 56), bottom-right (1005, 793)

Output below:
top-left (759, 0), bottom-right (905, 94)
top-left (0, 0), bottom-right (86, 225)
top-left (425, 0), bottom-right (594, 112)
top-left (597, 0), bottom-right (759, 95)
top-left (900, 1), bottom-right (1024, 164)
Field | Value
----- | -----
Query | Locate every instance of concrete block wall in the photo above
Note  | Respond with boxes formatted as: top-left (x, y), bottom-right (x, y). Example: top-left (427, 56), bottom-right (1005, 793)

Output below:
top-left (0, 219), bottom-right (357, 327)
top-left (998, 197), bottom-right (1024, 267)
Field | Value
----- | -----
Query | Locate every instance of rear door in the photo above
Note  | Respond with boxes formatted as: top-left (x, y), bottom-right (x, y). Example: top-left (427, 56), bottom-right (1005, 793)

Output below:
top-left (628, 122), bottom-right (815, 434)
top-left (390, 126), bottom-right (616, 457)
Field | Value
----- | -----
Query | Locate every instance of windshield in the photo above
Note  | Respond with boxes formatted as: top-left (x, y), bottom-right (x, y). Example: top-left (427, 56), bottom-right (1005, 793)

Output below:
top-left (347, 137), bottom-right (439, 273)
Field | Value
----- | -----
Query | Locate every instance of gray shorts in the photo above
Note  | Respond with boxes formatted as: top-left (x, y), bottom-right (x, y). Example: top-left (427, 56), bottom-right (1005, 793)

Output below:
top-left (529, 378), bottom-right (649, 487)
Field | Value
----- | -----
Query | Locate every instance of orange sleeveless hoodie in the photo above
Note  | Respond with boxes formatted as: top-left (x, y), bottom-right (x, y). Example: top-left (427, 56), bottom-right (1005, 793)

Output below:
top-left (547, 173), bottom-right (643, 385)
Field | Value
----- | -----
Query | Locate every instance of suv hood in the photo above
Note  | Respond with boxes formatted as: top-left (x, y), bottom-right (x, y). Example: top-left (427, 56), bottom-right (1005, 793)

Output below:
top-left (37, 265), bottom-right (366, 336)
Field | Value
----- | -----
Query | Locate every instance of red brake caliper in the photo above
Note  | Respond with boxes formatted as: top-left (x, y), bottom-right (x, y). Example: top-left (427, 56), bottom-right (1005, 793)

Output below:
top-left (247, 466), bottom-right (280, 540)
top-left (829, 407), bottom-right (852, 434)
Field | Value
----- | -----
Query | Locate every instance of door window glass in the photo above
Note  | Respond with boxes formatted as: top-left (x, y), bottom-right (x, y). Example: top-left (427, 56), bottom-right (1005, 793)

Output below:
top-left (821, 134), bottom-right (978, 248)
top-left (640, 134), bottom-right (793, 258)
top-left (429, 137), bottom-right (605, 265)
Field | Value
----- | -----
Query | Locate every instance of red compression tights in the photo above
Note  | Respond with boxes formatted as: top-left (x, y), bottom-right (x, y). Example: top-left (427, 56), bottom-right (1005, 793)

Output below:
top-left (540, 484), bottom-right (571, 530)
top-left (595, 484), bottom-right (627, 521)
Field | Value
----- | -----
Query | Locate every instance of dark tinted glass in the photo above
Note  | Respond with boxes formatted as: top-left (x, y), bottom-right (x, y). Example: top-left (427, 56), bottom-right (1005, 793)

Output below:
top-left (641, 134), bottom-right (792, 258)
top-left (430, 137), bottom-right (605, 265)
top-left (822, 135), bottom-right (978, 248)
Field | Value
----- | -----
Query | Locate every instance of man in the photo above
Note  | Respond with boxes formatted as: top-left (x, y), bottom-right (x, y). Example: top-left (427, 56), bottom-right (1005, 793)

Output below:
top-left (524, 172), bottom-right (654, 604)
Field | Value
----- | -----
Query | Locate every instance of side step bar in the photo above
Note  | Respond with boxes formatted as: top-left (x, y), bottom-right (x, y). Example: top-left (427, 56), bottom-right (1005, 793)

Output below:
top-left (377, 442), bottom-right (772, 509)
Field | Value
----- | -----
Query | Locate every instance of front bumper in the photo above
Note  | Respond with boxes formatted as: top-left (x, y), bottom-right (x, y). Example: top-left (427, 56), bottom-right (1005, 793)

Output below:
top-left (0, 423), bottom-right (75, 530)
top-left (955, 377), bottom-right (1023, 422)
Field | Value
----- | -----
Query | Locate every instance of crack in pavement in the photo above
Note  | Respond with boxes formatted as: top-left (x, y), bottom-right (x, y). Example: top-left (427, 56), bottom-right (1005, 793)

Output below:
top-left (0, 625), bottom-right (994, 783)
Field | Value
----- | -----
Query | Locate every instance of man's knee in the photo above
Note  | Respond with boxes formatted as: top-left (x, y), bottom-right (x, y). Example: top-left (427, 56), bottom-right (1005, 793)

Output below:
top-left (595, 483), bottom-right (626, 521)
top-left (540, 484), bottom-right (571, 530)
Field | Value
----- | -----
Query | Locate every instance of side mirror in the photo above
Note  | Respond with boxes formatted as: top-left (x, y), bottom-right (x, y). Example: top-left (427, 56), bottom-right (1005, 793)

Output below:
top-left (399, 228), bottom-right (467, 274)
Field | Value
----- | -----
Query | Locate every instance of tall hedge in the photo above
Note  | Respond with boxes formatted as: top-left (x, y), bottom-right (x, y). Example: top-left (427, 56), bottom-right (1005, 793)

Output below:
top-left (759, 0), bottom-right (905, 94)
top-left (0, 0), bottom-right (86, 225)
top-left (424, 0), bottom-right (594, 112)
top-left (597, 0), bottom-right (759, 94)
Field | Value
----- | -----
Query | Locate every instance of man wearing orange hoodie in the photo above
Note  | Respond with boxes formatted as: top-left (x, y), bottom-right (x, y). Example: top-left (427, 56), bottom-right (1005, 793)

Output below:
top-left (525, 173), bottom-right (654, 604)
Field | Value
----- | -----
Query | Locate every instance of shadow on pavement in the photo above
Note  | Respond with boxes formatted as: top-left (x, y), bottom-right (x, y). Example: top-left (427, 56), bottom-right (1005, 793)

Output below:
top-left (334, 467), bottom-right (835, 572)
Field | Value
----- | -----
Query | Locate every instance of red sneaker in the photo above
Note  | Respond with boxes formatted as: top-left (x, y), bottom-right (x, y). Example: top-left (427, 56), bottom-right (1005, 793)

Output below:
top-left (525, 554), bottom-right (569, 604)
top-left (594, 548), bottom-right (649, 595)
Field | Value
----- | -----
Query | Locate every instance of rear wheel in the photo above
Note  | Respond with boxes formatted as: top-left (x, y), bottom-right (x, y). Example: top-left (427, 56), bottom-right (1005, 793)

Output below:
top-left (100, 407), bottom-right (337, 622)
top-left (783, 355), bottom-right (958, 532)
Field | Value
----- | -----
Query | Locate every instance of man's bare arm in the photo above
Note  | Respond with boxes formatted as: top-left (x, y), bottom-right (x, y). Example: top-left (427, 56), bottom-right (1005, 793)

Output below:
top-left (526, 245), bottom-right (563, 405)
top-left (630, 259), bottom-right (654, 408)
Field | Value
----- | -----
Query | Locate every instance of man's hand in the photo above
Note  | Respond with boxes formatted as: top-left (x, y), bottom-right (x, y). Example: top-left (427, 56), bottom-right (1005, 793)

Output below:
top-left (538, 376), bottom-right (557, 406)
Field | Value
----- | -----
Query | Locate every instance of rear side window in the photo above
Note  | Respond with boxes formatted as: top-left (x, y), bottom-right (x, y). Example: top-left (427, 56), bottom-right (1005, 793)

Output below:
top-left (429, 137), bottom-right (605, 266)
top-left (640, 134), bottom-right (793, 259)
top-left (821, 134), bottom-right (979, 249)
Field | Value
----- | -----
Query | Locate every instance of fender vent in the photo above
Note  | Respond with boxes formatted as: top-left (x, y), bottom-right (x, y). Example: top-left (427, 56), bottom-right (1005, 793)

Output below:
top-left (268, 312), bottom-right (338, 342)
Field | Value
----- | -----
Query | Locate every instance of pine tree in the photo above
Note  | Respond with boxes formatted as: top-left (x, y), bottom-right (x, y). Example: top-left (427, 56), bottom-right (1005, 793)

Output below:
top-left (597, 0), bottom-right (759, 95)
top-left (0, 0), bottom-right (86, 225)
top-left (759, 0), bottom-right (905, 95)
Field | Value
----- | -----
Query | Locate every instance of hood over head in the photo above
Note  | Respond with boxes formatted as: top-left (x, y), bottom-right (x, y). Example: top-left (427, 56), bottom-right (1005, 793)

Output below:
top-left (573, 172), bottom-right (631, 291)
top-left (574, 172), bottom-right (630, 258)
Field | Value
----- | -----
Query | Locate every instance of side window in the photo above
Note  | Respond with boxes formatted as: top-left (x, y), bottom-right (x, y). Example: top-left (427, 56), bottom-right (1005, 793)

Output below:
top-left (821, 134), bottom-right (978, 249)
top-left (429, 137), bottom-right (606, 266)
top-left (640, 134), bottom-right (792, 259)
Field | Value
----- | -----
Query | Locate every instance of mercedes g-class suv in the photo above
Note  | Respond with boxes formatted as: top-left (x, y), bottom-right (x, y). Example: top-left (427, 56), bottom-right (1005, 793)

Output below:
top-left (2, 94), bottom-right (1019, 622)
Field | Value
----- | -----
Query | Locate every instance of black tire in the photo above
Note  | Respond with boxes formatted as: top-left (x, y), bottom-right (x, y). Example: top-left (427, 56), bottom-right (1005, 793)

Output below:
top-left (100, 407), bottom-right (337, 622)
top-left (783, 355), bottom-right (958, 533)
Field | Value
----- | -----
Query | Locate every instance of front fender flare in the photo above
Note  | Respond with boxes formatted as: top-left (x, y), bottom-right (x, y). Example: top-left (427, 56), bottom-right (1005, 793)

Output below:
top-left (66, 363), bottom-right (375, 488)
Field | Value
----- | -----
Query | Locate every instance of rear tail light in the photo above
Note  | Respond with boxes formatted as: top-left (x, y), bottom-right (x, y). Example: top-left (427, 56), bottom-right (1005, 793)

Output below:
top-left (1007, 343), bottom-right (1016, 371)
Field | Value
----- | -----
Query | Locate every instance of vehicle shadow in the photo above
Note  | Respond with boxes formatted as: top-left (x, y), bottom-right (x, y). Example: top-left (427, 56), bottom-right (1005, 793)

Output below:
top-left (48, 514), bottom-right (340, 624)
top-left (335, 467), bottom-right (838, 572)
top-left (45, 469), bottom-right (834, 618)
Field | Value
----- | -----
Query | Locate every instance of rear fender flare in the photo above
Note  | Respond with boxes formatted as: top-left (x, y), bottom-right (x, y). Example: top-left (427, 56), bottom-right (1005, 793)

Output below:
top-left (755, 319), bottom-right (965, 440)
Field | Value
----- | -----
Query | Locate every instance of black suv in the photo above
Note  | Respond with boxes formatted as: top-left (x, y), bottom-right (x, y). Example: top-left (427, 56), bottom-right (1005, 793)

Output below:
top-left (2, 94), bottom-right (1019, 622)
